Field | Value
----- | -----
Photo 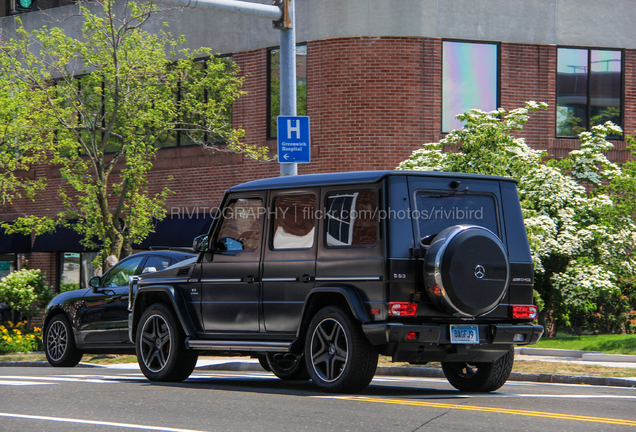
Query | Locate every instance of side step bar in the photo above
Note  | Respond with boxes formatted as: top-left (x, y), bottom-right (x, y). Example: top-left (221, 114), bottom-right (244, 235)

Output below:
top-left (185, 339), bottom-right (293, 352)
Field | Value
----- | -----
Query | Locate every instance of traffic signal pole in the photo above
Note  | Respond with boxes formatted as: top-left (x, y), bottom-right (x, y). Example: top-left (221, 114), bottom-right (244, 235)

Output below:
top-left (152, 0), bottom-right (297, 176)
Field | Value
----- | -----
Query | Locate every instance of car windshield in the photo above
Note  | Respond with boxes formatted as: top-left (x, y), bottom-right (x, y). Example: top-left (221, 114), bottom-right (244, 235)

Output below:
top-left (413, 192), bottom-right (499, 240)
top-left (101, 256), bottom-right (145, 288)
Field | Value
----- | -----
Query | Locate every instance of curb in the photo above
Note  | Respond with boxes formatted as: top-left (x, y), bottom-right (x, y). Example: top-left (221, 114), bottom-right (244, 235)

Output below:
top-left (516, 347), bottom-right (636, 363)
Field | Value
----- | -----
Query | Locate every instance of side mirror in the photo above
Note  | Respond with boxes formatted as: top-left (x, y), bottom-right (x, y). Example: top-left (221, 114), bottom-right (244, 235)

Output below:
top-left (193, 234), bottom-right (209, 253)
top-left (142, 267), bottom-right (157, 274)
top-left (89, 276), bottom-right (101, 293)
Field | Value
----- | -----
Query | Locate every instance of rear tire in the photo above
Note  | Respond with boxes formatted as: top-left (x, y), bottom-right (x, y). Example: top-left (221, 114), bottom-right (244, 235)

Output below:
top-left (136, 303), bottom-right (198, 382)
top-left (305, 306), bottom-right (378, 393)
top-left (266, 352), bottom-right (309, 380)
top-left (44, 314), bottom-right (83, 367)
top-left (441, 345), bottom-right (514, 392)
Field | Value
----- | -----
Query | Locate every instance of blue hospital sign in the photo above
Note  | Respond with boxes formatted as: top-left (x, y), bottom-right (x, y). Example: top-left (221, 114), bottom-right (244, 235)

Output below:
top-left (277, 116), bottom-right (311, 163)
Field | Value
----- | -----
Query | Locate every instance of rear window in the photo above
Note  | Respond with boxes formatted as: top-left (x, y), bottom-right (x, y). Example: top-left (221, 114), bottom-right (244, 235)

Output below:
top-left (413, 192), bottom-right (499, 240)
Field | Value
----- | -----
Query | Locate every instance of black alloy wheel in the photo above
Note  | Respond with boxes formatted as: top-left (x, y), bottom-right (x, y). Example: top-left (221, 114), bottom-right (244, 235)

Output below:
top-left (136, 303), bottom-right (198, 382)
top-left (305, 306), bottom-right (378, 393)
top-left (44, 314), bottom-right (83, 367)
top-left (266, 352), bottom-right (310, 380)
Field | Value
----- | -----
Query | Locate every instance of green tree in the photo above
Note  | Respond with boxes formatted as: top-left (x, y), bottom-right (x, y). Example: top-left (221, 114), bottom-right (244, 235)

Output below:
top-left (0, 79), bottom-right (47, 205)
top-left (398, 103), bottom-right (636, 335)
top-left (0, 269), bottom-right (52, 327)
top-left (0, 0), bottom-right (266, 260)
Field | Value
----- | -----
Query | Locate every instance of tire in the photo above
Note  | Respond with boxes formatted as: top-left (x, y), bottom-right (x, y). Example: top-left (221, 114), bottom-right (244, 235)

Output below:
top-left (257, 356), bottom-right (271, 372)
top-left (136, 303), bottom-right (198, 382)
top-left (266, 352), bottom-right (310, 381)
top-left (44, 314), bottom-right (83, 367)
top-left (305, 306), bottom-right (378, 393)
top-left (441, 345), bottom-right (514, 392)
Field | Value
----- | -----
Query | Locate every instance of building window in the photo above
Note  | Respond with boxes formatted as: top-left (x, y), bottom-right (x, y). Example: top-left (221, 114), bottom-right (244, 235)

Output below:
top-left (156, 55), bottom-right (233, 149)
top-left (0, 255), bottom-right (16, 279)
top-left (268, 44), bottom-right (307, 138)
top-left (59, 252), bottom-right (99, 292)
top-left (442, 40), bottom-right (499, 133)
top-left (272, 194), bottom-right (316, 250)
top-left (557, 48), bottom-right (622, 137)
top-left (325, 191), bottom-right (377, 247)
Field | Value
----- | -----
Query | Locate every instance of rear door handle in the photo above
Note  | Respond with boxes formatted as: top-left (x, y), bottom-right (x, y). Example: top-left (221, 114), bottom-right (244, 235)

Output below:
top-left (298, 275), bottom-right (314, 283)
top-left (242, 276), bottom-right (257, 283)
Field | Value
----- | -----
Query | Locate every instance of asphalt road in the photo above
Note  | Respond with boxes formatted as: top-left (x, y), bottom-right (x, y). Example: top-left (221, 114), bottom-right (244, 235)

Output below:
top-left (1, 367), bottom-right (635, 432)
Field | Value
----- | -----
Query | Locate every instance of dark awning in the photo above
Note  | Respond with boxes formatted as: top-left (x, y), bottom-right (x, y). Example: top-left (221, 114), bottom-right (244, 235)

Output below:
top-left (134, 213), bottom-right (213, 249)
top-left (32, 224), bottom-right (98, 252)
top-left (0, 227), bottom-right (31, 254)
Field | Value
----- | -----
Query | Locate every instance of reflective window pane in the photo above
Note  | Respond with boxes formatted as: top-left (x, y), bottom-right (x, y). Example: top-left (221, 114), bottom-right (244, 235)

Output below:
top-left (557, 48), bottom-right (588, 136)
top-left (590, 50), bottom-right (622, 129)
top-left (325, 191), bottom-right (377, 247)
top-left (442, 41), bottom-right (498, 132)
top-left (60, 252), bottom-right (80, 291)
top-left (272, 194), bottom-right (316, 250)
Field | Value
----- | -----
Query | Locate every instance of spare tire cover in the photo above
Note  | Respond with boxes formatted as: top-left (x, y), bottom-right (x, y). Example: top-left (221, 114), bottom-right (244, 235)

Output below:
top-left (423, 225), bottom-right (509, 317)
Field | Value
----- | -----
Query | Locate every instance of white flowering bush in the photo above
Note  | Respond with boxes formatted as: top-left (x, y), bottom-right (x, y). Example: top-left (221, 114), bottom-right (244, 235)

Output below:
top-left (398, 102), bottom-right (636, 335)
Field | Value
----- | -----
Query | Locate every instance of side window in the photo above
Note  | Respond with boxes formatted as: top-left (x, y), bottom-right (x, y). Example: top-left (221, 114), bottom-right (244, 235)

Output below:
top-left (325, 191), bottom-right (377, 247)
top-left (101, 256), bottom-right (145, 288)
top-left (272, 193), bottom-right (316, 250)
top-left (215, 198), bottom-right (264, 252)
top-left (142, 256), bottom-right (175, 273)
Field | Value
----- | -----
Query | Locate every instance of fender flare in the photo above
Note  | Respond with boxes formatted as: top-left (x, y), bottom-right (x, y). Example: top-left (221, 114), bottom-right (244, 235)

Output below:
top-left (130, 285), bottom-right (198, 343)
top-left (297, 285), bottom-right (370, 338)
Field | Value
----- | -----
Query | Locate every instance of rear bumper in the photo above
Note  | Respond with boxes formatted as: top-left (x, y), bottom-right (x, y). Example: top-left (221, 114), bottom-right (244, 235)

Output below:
top-left (362, 322), bottom-right (543, 363)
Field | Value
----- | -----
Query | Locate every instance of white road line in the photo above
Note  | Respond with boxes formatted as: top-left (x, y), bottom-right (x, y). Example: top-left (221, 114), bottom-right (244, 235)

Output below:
top-left (0, 375), bottom-right (115, 384)
top-left (0, 380), bottom-right (55, 386)
top-left (0, 413), bottom-right (211, 432)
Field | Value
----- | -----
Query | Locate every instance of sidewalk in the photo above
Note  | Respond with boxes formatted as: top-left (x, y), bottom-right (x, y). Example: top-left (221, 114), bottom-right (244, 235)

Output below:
top-left (3, 348), bottom-right (636, 388)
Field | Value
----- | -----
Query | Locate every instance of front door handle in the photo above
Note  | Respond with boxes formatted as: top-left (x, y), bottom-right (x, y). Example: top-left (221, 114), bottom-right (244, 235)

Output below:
top-left (242, 276), bottom-right (258, 283)
top-left (298, 275), bottom-right (314, 283)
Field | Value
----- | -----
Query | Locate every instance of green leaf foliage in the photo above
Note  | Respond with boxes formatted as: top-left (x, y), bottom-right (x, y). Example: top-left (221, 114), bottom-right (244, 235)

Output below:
top-left (0, 0), bottom-right (262, 260)
top-left (0, 269), bottom-right (51, 318)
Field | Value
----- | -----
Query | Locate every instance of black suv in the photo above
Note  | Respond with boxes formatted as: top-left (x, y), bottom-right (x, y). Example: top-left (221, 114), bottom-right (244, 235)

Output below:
top-left (127, 171), bottom-right (543, 393)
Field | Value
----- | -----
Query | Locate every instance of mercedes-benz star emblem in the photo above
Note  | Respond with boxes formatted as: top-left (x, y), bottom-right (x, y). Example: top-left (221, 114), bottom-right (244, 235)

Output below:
top-left (474, 265), bottom-right (486, 279)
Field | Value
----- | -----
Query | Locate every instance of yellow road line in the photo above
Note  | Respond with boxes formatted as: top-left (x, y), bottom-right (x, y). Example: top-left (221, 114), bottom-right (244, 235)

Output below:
top-left (341, 397), bottom-right (636, 427)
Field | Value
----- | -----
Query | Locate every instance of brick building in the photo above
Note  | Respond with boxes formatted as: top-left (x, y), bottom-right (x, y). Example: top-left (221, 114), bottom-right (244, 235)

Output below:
top-left (0, 0), bottom-right (634, 291)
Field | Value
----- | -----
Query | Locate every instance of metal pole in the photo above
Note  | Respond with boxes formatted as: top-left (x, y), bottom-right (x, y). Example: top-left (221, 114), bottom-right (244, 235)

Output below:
top-left (279, 0), bottom-right (297, 176)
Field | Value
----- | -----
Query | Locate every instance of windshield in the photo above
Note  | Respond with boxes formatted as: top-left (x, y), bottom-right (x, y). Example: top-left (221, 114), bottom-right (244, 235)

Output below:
top-left (413, 192), bottom-right (499, 240)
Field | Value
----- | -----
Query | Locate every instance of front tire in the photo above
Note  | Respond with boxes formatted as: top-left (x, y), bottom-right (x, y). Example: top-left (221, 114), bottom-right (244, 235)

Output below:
top-left (305, 306), bottom-right (378, 393)
top-left (44, 314), bottom-right (83, 367)
top-left (136, 303), bottom-right (198, 382)
top-left (441, 345), bottom-right (514, 392)
top-left (266, 352), bottom-right (309, 380)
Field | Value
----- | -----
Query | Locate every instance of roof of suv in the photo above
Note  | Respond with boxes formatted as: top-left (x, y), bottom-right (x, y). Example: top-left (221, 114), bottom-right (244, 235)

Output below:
top-left (229, 170), bottom-right (516, 192)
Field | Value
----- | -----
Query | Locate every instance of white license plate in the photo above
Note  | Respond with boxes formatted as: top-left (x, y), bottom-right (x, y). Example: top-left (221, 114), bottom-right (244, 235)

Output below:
top-left (450, 325), bottom-right (479, 344)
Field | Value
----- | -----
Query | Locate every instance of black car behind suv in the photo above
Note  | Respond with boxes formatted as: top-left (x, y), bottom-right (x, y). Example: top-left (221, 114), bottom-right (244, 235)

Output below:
top-left (42, 250), bottom-right (196, 366)
top-left (47, 171), bottom-right (543, 393)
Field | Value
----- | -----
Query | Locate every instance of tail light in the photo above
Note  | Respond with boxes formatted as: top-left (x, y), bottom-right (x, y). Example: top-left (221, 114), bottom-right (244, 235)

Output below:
top-left (511, 305), bottom-right (538, 320)
top-left (388, 302), bottom-right (418, 317)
